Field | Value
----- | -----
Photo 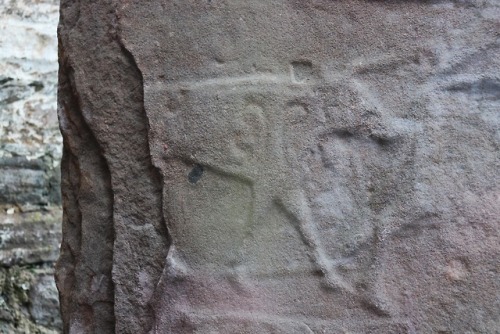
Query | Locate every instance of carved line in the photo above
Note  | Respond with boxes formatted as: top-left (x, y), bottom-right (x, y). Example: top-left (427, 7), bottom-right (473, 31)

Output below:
top-left (151, 74), bottom-right (289, 90)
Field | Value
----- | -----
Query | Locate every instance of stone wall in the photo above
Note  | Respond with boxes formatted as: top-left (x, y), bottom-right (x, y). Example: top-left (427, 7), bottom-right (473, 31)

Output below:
top-left (0, 0), bottom-right (62, 333)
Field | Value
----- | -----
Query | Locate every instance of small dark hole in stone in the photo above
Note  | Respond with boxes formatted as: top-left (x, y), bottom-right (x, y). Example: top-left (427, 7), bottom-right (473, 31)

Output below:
top-left (188, 164), bottom-right (204, 184)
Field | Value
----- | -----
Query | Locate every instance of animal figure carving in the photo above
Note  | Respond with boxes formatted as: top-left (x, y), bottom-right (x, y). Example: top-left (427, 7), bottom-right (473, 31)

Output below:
top-left (158, 75), bottom-right (387, 296)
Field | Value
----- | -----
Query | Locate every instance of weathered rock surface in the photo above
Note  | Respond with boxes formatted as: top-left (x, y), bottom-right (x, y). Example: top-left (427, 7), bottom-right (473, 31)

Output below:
top-left (0, 0), bottom-right (62, 332)
top-left (57, 1), bottom-right (499, 333)
top-left (0, 207), bottom-right (62, 334)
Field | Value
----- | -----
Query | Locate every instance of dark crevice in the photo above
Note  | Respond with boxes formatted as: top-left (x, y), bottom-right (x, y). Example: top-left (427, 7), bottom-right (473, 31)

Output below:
top-left (56, 67), bottom-right (84, 334)
top-left (56, 55), bottom-right (115, 333)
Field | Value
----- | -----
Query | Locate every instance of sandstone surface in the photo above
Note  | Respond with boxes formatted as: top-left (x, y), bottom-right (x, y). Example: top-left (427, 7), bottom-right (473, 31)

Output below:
top-left (57, 1), bottom-right (499, 333)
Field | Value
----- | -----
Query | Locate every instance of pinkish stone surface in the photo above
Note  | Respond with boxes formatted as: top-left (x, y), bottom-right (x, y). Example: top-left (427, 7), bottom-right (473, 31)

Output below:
top-left (56, 1), bottom-right (499, 333)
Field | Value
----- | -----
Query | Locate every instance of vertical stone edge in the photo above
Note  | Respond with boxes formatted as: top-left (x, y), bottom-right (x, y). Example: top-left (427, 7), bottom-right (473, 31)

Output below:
top-left (56, 0), bottom-right (170, 332)
top-left (56, 39), bottom-right (116, 333)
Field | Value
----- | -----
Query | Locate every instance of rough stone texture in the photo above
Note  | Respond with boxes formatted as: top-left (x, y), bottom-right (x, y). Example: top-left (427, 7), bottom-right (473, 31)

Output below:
top-left (0, 208), bottom-right (62, 334)
top-left (57, 1), bottom-right (499, 333)
top-left (0, 0), bottom-right (62, 333)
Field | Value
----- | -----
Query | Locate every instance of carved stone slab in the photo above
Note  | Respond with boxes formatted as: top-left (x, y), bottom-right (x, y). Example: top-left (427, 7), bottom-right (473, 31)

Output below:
top-left (57, 1), bottom-right (499, 333)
